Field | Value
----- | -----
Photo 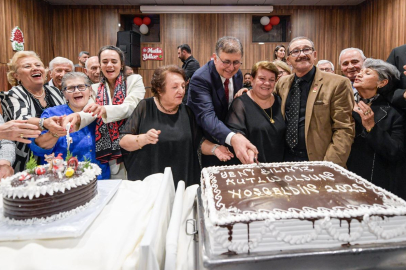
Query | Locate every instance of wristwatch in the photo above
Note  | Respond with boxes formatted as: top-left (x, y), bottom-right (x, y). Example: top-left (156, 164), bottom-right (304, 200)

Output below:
top-left (211, 144), bottom-right (220, 155)
top-left (39, 117), bottom-right (48, 131)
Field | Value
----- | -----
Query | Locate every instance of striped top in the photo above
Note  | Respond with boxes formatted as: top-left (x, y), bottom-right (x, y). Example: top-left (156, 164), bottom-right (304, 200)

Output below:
top-left (0, 85), bottom-right (65, 172)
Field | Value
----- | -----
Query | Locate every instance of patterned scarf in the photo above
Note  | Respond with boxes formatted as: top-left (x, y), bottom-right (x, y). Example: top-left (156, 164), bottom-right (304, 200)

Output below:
top-left (95, 73), bottom-right (127, 163)
top-left (354, 92), bottom-right (380, 105)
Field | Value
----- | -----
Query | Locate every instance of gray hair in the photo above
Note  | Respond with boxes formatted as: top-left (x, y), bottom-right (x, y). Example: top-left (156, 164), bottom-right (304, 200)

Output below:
top-left (287, 36), bottom-right (315, 55)
top-left (316, 60), bottom-right (335, 71)
top-left (215, 36), bottom-right (243, 57)
top-left (61, 72), bottom-right (92, 90)
top-left (339, 48), bottom-right (366, 65)
top-left (363, 58), bottom-right (400, 82)
top-left (85, 56), bottom-right (99, 69)
top-left (79, 51), bottom-right (90, 57)
top-left (49, 57), bottom-right (74, 71)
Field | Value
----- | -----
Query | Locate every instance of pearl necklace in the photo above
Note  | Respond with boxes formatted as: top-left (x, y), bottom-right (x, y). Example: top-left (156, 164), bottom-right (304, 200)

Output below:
top-left (31, 88), bottom-right (45, 99)
top-left (157, 97), bottom-right (179, 113)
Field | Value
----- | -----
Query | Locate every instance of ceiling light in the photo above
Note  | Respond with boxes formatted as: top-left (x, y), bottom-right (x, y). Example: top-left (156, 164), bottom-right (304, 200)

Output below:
top-left (140, 6), bottom-right (273, 14)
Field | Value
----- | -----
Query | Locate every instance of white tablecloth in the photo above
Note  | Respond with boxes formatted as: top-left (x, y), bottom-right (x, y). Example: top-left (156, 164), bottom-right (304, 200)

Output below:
top-left (0, 174), bottom-right (171, 270)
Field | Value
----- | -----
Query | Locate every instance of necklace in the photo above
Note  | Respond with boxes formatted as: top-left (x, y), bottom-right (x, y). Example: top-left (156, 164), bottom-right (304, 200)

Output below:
top-left (31, 88), bottom-right (45, 99)
top-left (263, 107), bottom-right (275, 124)
top-left (250, 92), bottom-right (275, 124)
top-left (157, 97), bottom-right (179, 113)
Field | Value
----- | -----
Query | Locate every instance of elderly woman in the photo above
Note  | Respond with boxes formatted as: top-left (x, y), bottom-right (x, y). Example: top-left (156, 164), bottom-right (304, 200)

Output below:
top-left (119, 65), bottom-right (232, 186)
top-left (63, 45), bottom-right (146, 179)
top-left (226, 61), bottom-right (285, 163)
top-left (347, 58), bottom-right (404, 195)
top-left (273, 60), bottom-right (292, 81)
top-left (273, 45), bottom-right (287, 62)
top-left (29, 72), bottom-right (110, 179)
top-left (0, 51), bottom-right (66, 172)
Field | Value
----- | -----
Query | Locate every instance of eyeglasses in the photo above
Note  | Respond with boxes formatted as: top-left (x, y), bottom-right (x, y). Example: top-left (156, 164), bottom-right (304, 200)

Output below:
top-left (319, 68), bottom-right (333, 72)
top-left (63, 84), bottom-right (90, 93)
top-left (216, 55), bottom-right (242, 68)
top-left (288, 47), bottom-right (314, 57)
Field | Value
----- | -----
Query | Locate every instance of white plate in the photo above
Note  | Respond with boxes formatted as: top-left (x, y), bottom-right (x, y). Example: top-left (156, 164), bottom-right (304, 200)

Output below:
top-left (0, 179), bottom-right (122, 241)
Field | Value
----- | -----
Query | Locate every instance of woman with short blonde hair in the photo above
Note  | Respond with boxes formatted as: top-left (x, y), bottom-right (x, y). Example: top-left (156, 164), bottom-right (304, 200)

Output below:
top-left (0, 51), bottom-right (66, 172)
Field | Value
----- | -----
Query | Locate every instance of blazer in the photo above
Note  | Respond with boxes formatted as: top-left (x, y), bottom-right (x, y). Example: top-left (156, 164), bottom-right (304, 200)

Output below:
top-left (78, 74), bottom-right (146, 129)
top-left (275, 67), bottom-right (355, 168)
top-left (347, 96), bottom-right (405, 198)
top-left (386, 44), bottom-right (406, 109)
top-left (187, 60), bottom-right (243, 145)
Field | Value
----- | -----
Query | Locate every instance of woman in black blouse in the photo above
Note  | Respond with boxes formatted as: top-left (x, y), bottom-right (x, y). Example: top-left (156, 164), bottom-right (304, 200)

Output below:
top-left (119, 65), bottom-right (232, 186)
top-left (347, 58), bottom-right (405, 197)
top-left (0, 51), bottom-right (66, 172)
top-left (226, 61), bottom-right (285, 163)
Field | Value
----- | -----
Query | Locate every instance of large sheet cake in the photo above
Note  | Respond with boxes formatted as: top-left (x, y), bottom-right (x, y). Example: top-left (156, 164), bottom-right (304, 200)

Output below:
top-left (201, 161), bottom-right (406, 255)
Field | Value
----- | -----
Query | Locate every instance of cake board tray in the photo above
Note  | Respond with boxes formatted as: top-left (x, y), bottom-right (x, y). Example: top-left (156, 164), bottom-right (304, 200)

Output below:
top-left (0, 179), bottom-right (121, 241)
top-left (195, 187), bottom-right (406, 270)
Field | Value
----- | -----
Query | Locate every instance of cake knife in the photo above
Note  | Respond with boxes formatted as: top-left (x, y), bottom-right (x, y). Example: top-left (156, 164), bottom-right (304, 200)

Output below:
top-left (66, 123), bottom-right (73, 151)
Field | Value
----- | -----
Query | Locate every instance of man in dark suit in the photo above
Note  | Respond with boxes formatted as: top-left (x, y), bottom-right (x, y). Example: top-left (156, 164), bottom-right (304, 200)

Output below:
top-left (275, 36), bottom-right (355, 168)
top-left (386, 44), bottom-right (406, 109)
top-left (177, 44), bottom-right (200, 103)
top-left (187, 36), bottom-right (257, 167)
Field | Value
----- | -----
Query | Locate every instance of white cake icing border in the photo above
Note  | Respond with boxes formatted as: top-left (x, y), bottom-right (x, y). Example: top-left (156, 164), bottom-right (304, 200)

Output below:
top-left (3, 193), bottom-right (100, 226)
top-left (0, 162), bottom-right (101, 200)
top-left (201, 161), bottom-right (406, 227)
top-left (201, 161), bottom-right (406, 254)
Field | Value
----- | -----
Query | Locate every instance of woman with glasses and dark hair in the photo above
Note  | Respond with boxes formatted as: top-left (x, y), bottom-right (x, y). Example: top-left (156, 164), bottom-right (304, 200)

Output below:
top-left (29, 72), bottom-right (110, 179)
top-left (63, 45), bottom-right (146, 179)
top-left (273, 45), bottom-right (287, 62)
top-left (347, 58), bottom-right (405, 197)
top-left (0, 51), bottom-right (66, 172)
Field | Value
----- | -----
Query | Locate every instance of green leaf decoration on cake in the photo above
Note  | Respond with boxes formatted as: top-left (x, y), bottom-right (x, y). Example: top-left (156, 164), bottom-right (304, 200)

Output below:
top-left (26, 152), bottom-right (38, 173)
top-left (65, 150), bottom-right (73, 161)
top-left (82, 156), bottom-right (91, 171)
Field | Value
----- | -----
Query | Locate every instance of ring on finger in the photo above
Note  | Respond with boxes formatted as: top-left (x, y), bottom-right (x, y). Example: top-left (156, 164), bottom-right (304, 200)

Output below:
top-left (20, 134), bottom-right (24, 139)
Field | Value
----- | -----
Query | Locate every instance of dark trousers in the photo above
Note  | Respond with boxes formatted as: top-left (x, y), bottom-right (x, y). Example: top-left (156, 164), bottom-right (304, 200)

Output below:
top-left (284, 148), bottom-right (309, 162)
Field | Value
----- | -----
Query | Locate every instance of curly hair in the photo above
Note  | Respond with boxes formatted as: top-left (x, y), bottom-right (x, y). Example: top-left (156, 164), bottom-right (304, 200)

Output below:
top-left (7, 51), bottom-right (44, 86)
top-left (150, 65), bottom-right (186, 96)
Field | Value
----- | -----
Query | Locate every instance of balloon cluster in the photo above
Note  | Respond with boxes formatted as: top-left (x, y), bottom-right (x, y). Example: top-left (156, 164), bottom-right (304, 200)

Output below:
top-left (133, 16), bottom-right (152, 35)
top-left (260, 16), bottom-right (280, 32)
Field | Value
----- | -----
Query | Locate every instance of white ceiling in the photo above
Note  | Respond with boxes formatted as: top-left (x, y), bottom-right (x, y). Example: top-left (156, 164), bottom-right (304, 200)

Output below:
top-left (45, 0), bottom-right (366, 6)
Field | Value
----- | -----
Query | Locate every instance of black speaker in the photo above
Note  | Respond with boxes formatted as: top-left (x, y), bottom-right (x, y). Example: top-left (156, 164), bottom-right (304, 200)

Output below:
top-left (116, 31), bottom-right (141, 68)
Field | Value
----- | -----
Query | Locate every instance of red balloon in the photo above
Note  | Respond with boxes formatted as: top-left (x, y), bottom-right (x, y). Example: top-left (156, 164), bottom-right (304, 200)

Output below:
top-left (143, 17), bottom-right (151, 26)
top-left (133, 17), bottom-right (143, 26)
top-left (270, 16), bottom-right (280, 26)
top-left (264, 24), bottom-right (273, 32)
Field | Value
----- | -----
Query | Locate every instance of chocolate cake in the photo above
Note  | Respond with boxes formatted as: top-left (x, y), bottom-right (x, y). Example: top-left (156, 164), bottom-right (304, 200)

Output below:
top-left (0, 162), bottom-right (101, 224)
top-left (201, 161), bottom-right (406, 255)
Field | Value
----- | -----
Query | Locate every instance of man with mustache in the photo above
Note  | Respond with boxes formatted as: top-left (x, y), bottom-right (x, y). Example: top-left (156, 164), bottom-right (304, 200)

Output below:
top-left (275, 36), bottom-right (355, 168)
top-left (339, 48), bottom-right (366, 94)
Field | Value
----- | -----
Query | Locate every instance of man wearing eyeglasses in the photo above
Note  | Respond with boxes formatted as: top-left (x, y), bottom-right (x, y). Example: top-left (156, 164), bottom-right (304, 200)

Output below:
top-left (187, 36), bottom-right (258, 166)
top-left (316, 60), bottom-right (335, 74)
top-left (275, 36), bottom-right (354, 168)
